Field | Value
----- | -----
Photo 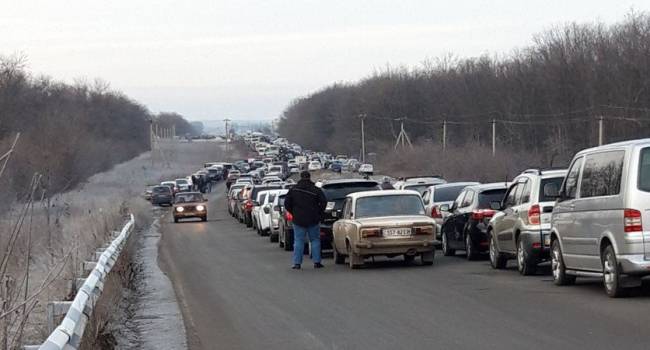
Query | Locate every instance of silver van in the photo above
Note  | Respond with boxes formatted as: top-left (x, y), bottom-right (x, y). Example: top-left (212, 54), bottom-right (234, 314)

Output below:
top-left (550, 139), bottom-right (650, 297)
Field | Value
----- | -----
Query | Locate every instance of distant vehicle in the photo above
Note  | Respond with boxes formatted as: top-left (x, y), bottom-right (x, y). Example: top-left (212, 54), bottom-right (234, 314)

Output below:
top-left (144, 185), bottom-right (156, 200)
top-left (358, 163), bottom-right (374, 175)
top-left (308, 161), bottom-right (322, 171)
top-left (440, 183), bottom-right (509, 260)
top-left (550, 139), bottom-right (650, 297)
top-left (269, 191), bottom-right (289, 243)
top-left (288, 164), bottom-right (299, 174)
top-left (332, 190), bottom-right (437, 268)
top-left (228, 184), bottom-right (247, 217)
top-left (336, 155), bottom-right (348, 161)
top-left (151, 186), bottom-right (173, 206)
top-left (488, 169), bottom-right (566, 275)
top-left (173, 192), bottom-right (207, 223)
top-left (226, 170), bottom-right (241, 189)
top-left (329, 160), bottom-right (343, 173)
top-left (266, 165), bottom-right (284, 178)
top-left (160, 181), bottom-right (178, 195)
top-left (261, 176), bottom-right (283, 185)
top-left (206, 167), bottom-right (223, 181)
top-left (396, 178), bottom-right (447, 197)
top-left (175, 178), bottom-right (191, 192)
top-left (422, 182), bottom-right (479, 238)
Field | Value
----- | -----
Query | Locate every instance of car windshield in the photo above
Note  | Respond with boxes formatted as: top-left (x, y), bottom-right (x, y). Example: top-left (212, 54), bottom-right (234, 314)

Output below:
top-left (402, 184), bottom-right (433, 196)
top-left (355, 195), bottom-right (425, 218)
top-left (433, 185), bottom-right (469, 202)
top-left (321, 183), bottom-right (379, 202)
top-left (477, 189), bottom-right (507, 209)
top-left (175, 193), bottom-right (203, 203)
top-left (176, 179), bottom-right (188, 185)
top-left (539, 177), bottom-right (565, 202)
top-left (278, 195), bottom-right (286, 206)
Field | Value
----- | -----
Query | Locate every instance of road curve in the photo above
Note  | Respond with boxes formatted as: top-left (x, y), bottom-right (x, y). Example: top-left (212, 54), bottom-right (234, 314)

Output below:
top-left (159, 182), bottom-right (650, 350)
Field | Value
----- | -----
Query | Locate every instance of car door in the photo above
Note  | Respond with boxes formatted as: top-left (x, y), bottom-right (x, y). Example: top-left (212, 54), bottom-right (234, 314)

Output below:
top-left (422, 189), bottom-right (432, 216)
top-left (333, 198), bottom-right (351, 251)
top-left (452, 190), bottom-right (475, 248)
top-left (496, 181), bottom-right (522, 253)
top-left (554, 156), bottom-right (584, 268)
top-left (443, 190), bottom-right (466, 246)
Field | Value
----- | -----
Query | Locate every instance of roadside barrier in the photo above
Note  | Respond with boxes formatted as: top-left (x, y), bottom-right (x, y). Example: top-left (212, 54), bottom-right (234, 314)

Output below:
top-left (25, 215), bottom-right (135, 350)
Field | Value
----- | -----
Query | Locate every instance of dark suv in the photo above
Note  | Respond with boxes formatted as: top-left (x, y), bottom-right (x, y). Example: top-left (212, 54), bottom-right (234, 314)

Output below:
top-left (317, 179), bottom-right (381, 254)
top-left (440, 183), bottom-right (509, 260)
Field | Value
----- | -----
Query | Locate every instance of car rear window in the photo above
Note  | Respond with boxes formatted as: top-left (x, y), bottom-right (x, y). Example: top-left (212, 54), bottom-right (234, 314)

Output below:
top-left (539, 177), bottom-right (564, 202)
top-left (355, 195), bottom-right (425, 218)
top-left (402, 184), bottom-right (432, 196)
top-left (639, 148), bottom-right (650, 192)
top-left (432, 185), bottom-right (468, 202)
top-left (153, 186), bottom-right (170, 194)
top-left (478, 189), bottom-right (507, 209)
top-left (321, 182), bottom-right (379, 201)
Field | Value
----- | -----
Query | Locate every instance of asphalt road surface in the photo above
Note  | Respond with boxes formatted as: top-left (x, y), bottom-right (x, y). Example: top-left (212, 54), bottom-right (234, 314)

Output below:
top-left (159, 182), bottom-right (650, 350)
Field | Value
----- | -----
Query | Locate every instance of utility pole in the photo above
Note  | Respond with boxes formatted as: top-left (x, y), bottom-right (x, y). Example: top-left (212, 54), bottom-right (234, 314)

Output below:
top-left (150, 121), bottom-right (154, 167)
top-left (598, 116), bottom-right (604, 146)
top-left (442, 120), bottom-right (447, 152)
top-left (492, 119), bottom-right (496, 157)
top-left (223, 118), bottom-right (231, 153)
top-left (394, 118), bottom-right (413, 150)
top-left (359, 114), bottom-right (366, 163)
top-left (172, 125), bottom-right (176, 140)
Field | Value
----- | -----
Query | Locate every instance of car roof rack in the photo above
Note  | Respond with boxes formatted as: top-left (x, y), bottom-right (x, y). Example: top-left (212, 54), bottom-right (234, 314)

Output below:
top-left (521, 167), bottom-right (566, 175)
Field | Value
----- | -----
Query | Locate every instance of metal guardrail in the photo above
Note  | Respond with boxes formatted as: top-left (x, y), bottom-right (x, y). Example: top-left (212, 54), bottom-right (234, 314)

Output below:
top-left (35, 215), bottom-right (135, 350)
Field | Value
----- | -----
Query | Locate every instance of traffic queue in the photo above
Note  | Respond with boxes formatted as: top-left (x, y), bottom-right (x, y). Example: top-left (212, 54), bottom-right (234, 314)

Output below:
top-left (150, 132), bottom-right (650, 298)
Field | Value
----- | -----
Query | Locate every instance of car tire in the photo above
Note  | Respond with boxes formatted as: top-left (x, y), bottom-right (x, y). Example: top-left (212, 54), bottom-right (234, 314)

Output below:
top-left (551, 239), bottom-right (575, 286)
top-left (465, 234), bottom-right (477, 261)
top-left (489, 233), bottom-right (507, 269)
top-left (269, 232), bottom-right (278, 243)
top-left (174, 217), bottom-right (179, 223)
top-left (201, 216), bottom-right (207, 222)
top-left (404, 254), bottom-right (416, 264)
top-left (442, 232), bottom-right (455, 256)
top-left (517, 237), bottom-right (536, 276)
top-left (421, 251), bottom-right (434, 266)
top-left (284, 232), bottom-right (294, 251)
top-left (602, 245), bottom-right (627, 298)
top-left (333, 246), bottom-right (346, 264)
top-left (246, 216), bottom-right (252, 228)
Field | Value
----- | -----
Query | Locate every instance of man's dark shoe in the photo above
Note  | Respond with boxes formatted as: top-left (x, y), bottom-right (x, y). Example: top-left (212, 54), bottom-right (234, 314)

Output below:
top-left (292, 264), bottom-right (301, 270)
top-left (314, 263), bottom-right (324, 269)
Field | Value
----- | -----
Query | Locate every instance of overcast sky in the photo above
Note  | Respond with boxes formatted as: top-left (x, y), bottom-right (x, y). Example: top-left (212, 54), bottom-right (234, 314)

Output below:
top-left (1, 0), bottom-right (648, 121)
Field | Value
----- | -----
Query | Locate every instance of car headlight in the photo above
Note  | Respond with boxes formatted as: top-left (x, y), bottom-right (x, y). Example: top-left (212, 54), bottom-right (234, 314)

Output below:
top-left (176, 207), bottom-right (184, 212)
top-left (196, 205), bottom-right (205, 211)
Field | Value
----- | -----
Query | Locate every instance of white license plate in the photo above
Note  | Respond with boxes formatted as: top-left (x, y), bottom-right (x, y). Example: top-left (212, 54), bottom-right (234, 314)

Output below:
top-left (383, 228), bottom-right (412, 237)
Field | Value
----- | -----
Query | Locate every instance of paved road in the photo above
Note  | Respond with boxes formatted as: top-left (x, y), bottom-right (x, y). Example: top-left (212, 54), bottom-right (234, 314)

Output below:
top-left (159, 182), bottom-right (650, 350)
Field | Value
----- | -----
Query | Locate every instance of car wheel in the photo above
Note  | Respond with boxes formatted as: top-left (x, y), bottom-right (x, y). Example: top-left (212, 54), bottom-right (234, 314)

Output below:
top-left (442, 232), bottom-right (455, 256)
top-left (489, 233), bottom-right (507, 269)
top-left (201, 216), bottom-right (207, 222)
top-left (347, 243), bottom-right (362, 269)
top-left (551, 239), bottom-right (575, 286)
top-left (333, 245), bottom-right (346, 264)
top-left (284, 231), bottom-right (294, 251)
top-left (404, 254), bottom-right (416, 264)
top-left (517, 237), bottom-right (536, 276)
top-left (602, 245), bottom-right (627, 298)
top-left (421, 251), bottom-right (434, 266)
top-left (246, 216), bottom-right (253, 228)
top-left (174, 217), bottom-right (179, 223)
top-left (465, 234), bottom-right (477, 261)
top-left (269, 232), bottom-right (278, 243)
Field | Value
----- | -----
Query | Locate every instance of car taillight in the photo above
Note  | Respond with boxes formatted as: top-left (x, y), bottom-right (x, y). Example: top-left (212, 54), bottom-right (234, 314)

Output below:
top-left (285, 212), bottom-right (293, 221)
top-left (528, 204), bottom-right (541, 225)
top-left (431, 206), bottom-right (442, 218)
top-left (245, 200), bottom-right (253, 209)
top-left (471, 209), bottom-right (495, 220)
top-left (414, 226), bottom-right (434, 235)
top-left (624, 209), bottom-right (642, 233)
top-left (361, 228), bottom-right (381, 238)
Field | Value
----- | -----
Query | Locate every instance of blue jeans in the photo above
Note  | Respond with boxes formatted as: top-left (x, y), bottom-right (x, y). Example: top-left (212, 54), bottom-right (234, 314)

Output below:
top-left (292, 224), bottom-right (321, 265)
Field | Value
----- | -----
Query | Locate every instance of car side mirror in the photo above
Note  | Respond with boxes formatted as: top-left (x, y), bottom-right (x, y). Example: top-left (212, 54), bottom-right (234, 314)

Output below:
top-left (543, 183), bottom-right (561, 199)
top-left (263, 207), bottom-right (270, 214)
top-left (439, 204), bottom-right (450, 212)
top-left (489, 201), bottom-right (502, 210)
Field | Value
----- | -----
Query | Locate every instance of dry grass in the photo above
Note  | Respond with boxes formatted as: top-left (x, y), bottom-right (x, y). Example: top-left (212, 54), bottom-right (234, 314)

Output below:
top-left (0, 139), bottom-right (234, 348)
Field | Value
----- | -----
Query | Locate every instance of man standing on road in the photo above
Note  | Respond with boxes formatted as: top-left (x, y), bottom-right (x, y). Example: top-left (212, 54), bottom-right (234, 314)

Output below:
top-left (284, 171), bottom-right (327, 269)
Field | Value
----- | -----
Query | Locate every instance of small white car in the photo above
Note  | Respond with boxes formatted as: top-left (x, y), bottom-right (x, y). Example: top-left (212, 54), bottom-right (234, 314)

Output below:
top-left (358, 163), bottom-right (374, 174)
top-left (255, 190), bottom-right (284, 236)
top-left (308, 161), bottom-right (322, 171)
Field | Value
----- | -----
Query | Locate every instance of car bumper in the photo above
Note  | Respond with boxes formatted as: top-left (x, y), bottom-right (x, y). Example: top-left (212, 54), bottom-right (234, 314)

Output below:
top-left (354, 239), bottom-right (438, 255)
top-left (618, 254), bottom-right (650, 275)
top-left (519, 230), bottom-right (551, 260)
top-left (174, 211), bottom-right (206, 218)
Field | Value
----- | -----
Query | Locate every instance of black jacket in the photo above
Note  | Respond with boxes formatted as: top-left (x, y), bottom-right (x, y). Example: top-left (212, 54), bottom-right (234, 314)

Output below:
top-left (284, 179), bottom-right (327, 227)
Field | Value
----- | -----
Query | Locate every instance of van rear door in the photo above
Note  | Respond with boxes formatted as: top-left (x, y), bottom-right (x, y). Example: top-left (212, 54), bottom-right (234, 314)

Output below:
top-left (636, 147), bottom-right (650, 259)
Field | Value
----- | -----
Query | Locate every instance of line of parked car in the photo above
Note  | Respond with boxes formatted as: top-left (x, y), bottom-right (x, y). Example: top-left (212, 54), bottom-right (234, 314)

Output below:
top-left (229, 134), bottom-right (650, 298)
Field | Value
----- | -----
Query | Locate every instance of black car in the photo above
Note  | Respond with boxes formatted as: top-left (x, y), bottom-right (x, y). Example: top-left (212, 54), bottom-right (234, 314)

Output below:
top-left (207, 167), bottom-right (223, 181)
top-left (318, 179), bottom-right (381, 253)
top-left (151, 185), bottom-right (173, 206)
top-left (440, 183), bottom-right (509, 260)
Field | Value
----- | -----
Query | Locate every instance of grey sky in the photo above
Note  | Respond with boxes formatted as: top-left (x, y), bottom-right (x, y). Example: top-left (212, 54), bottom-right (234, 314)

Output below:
top-left (1, 0), bottom-right (647, 121)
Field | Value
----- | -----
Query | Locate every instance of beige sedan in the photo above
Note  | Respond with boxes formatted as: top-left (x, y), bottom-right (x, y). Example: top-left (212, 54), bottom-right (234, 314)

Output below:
top-left (332, 190), bottom-right (438, 269)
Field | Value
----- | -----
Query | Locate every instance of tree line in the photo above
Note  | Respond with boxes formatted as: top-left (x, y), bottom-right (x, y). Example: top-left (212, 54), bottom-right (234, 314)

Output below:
top-left (278, 12), bottom-right (650, 169)
top-left (0, 56), bottom-right (198, 198)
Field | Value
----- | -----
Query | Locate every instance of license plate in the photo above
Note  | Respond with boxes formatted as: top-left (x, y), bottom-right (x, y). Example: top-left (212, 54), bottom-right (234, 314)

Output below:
top-left (383, 227), bottom-right (412, 237)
